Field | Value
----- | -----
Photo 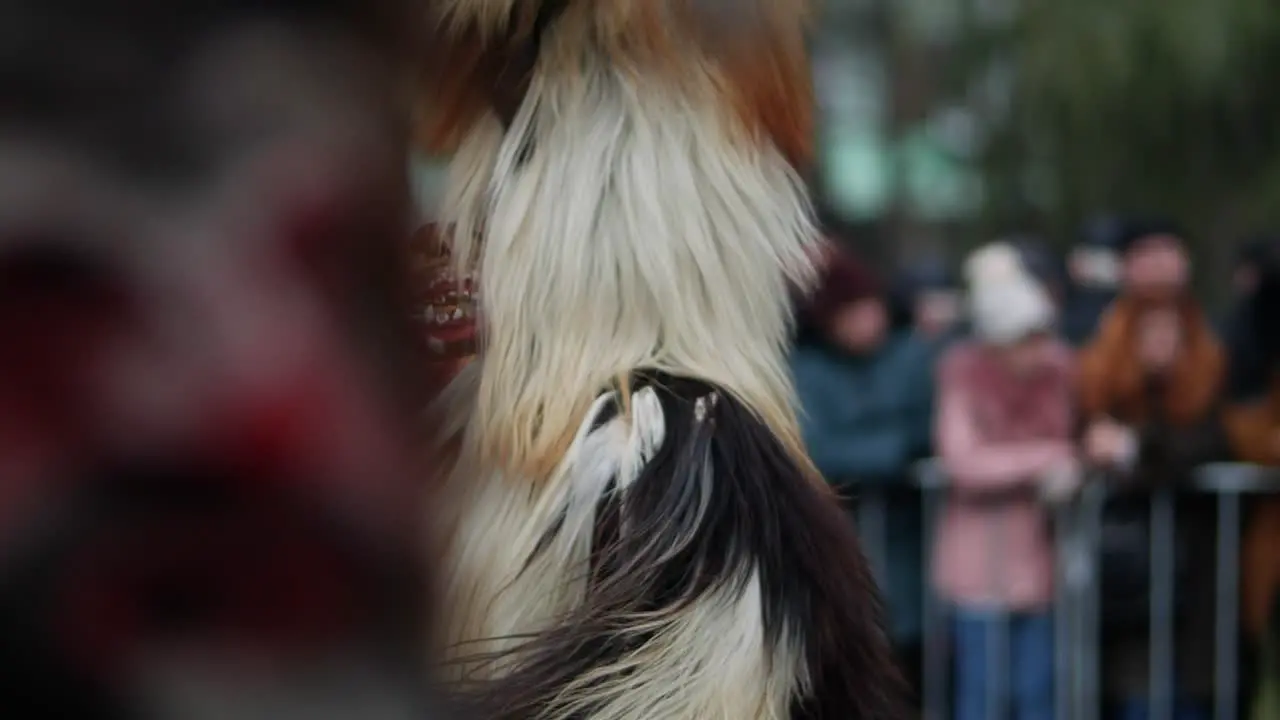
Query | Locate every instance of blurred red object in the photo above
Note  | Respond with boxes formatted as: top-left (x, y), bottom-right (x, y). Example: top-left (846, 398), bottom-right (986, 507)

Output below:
top-left (412, 224), bottom-right (476, 379)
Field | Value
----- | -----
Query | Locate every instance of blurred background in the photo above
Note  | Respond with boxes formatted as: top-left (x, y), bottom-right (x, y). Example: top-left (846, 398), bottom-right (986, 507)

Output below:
top-left (809, 0), bottom-right (1280, 304)
top-left (405, 5), bottom-right (1280, 719)
top-left (792, 5), bottom-right (1280, 720)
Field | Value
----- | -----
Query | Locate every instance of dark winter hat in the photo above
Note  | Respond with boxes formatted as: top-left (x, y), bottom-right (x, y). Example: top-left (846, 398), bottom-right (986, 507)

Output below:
top-left (1241, 243), bottom-right (1280, 385)
top-left (1079, 214), bottom-right (1128, 251)
top-left (1235, 235), bottom-right (1279, 270)
top-left (1113, 216), bottom-right (1186, 254)
top-left (800, 247), bottom-right (882, 331)
top-left (896, 256), bottom-right (956, 294)
top-left (1007, 236), bottom-right (1067, 292)
top-left (886, 256), bottom-right (956, 331)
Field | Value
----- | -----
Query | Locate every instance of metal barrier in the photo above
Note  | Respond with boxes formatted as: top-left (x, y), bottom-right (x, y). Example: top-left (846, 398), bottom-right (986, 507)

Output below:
top-left (916, 460), bottom-right (951, 720)
top-left (912, 459), bottom-right (1080, 720)
top-left (903, 460), bottom-right (1280, 720)
top-left (1194, 464), bottom-right (1280, 720)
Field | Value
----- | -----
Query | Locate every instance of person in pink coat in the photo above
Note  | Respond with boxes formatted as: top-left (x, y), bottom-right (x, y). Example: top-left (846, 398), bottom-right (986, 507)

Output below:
top-left (933, 242), bottom-right (1081, 720)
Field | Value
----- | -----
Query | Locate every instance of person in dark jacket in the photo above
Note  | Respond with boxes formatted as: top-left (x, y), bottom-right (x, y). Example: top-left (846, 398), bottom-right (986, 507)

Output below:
top-left (888, 255), bottom-right (963, 343)
top-left (1062, 215), bottom-right (1125, 346)
top-left (1078, 219), bottom-right (1225, 720)
top-left (1009, 234), bottom-right (1070, 311)
top-left (1220, 236), bottom-right (1278, 400)
top-left (791, 247), bottom-right (939, 702)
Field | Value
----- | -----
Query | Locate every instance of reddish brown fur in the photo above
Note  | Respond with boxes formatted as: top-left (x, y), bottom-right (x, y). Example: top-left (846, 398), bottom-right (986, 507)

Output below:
top-left (413, 23), bottom-right (504, 154)
top-left (414, 1), bottom-right (574, 154)
top-left (415, 0), bottom-right (814, 169)
top-left (723, 34), bottom-right (815, 172)
top-left (681, 0), bottom-right (815, 170)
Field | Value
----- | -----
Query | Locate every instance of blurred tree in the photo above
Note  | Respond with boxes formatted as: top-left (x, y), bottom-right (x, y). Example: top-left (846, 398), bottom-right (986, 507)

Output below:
top-left (970, 0), bottom-right (1280, 299)
top-left (815, 0), bottom-right (1280, 298)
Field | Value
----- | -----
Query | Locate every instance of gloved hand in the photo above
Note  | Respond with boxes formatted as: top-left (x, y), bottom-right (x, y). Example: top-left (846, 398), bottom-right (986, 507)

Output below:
top-left (1039, 456), bottom-right (1083, 504)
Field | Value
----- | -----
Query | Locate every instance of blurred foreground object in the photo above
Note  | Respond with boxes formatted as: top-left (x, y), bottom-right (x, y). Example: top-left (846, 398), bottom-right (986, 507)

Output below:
top-left (0, 0), bottom-right (445, 717)
top-left (411, 223), bottom-right (476, 379)
top-left (421, 0), bottom-right (904, 718)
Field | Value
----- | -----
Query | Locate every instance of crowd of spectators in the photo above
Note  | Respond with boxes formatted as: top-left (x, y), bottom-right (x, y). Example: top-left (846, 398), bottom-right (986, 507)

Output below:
top-left (792, 218), bottom-right (1280, 720)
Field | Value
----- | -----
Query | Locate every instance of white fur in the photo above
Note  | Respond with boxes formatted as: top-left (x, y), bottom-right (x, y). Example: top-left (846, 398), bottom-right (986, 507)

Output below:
top-left (545, 569), bottom-right (802, 720)
top-left (440, 389), bottom-right (625, 678)
top-left (435, 11), bottom-right (818, 719)
top-left (440, 25), bottom-right (817, 471)
top-left (440, 386), bottom-right (803, 719)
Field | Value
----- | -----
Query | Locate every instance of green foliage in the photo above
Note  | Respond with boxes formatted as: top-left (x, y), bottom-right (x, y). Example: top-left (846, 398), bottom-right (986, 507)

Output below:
top-left (980, 0), bottom-right (1280, 259)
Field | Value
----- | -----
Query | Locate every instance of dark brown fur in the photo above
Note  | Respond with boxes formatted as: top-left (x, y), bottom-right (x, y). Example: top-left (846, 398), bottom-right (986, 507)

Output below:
top-left (448, 372), bottom-right (906, 719)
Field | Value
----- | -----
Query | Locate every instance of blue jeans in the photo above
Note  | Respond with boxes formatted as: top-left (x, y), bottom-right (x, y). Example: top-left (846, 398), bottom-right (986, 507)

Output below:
top-left (954, 608), bottom-right (1054, 720)
top-left (1112, 699), bottom-right (1207, 720)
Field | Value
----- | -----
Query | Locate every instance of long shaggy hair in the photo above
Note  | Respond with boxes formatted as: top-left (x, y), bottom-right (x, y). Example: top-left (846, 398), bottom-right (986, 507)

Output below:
top-left (421, 2), bottom-right (903, 718)
top-left (423, 0), bottom-right (818, 477)
top-left (1077, 294), bottom-right (1224, 426)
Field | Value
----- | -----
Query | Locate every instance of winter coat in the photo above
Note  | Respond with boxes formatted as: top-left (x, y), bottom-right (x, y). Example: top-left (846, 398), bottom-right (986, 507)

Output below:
top-left (792, 330), bottom-right (939, 644)
top-left (1077, 294), bottom-right (1227, 698)
top-left (1223, 377), bottom-right (1280, 641)
top-left (931, 339), bottom-right (1077, 611)
top-left (1061, 287), bottom-right (1116, 347)
top-left (794, 332), bottom-right (936, 482)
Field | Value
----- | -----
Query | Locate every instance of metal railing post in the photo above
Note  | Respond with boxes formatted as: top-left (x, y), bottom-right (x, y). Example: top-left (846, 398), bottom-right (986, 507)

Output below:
top-left (917, 461), bottom-right (949, 720)
top-left (985, 511), bottom-right (1010, 720)
top-left (1053, 498), bottom-right (1078, 720)
top-left (1149, 488), bottom-right (1177, 720)
top-left (857, 487), bottom-right (889, 596)
top-left (1077, 478), bottom-right (1108, 720)
top-left (1193, 462), bottom-right (1280, 720)
top-left (1213, 489), bottom-right (1241, 720)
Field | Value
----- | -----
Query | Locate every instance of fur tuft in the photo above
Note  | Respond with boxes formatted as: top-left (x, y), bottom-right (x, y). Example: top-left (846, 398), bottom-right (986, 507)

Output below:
top-left (430, 0), bottom-right (524, 34)
top-left (441, 373), bottom-right (905, 719)
top-left (426, 3), bottom-right (903, 718)
top-left (436, 9), bottom-right (818, 478)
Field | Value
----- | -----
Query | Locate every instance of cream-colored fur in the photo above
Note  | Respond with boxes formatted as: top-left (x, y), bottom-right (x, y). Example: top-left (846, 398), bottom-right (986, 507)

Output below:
top-left (438, 16), bottom-right (817, 477)
top-left (439, 385), bottom-right (804, 719)
top-left (434, 5), bottom-right (819, 718)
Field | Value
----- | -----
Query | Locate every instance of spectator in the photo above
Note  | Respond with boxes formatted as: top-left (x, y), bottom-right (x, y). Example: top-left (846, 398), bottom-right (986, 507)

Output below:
top-left (1009, 234), bottom-right (1070, 313)
top-left (791, 246), bottom-right (936, 699)
top-left (1231, 237), bottom-right (1272, 299)
top-left (1077, 219), bottom-right (1225, 720)
top-left (933, 242), bottom-right (1078, 720)
top-left (1062, 215), bottom-right (1125, 346)
top-left (888, 255), bottom-right (963, 343)
top-left (1220, 236), bottom-right (1278, 397)
top-left (1220, 247), bottom-right (1280, 720)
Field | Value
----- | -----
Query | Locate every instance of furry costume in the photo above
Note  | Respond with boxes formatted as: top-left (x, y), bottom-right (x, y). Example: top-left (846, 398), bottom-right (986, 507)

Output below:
top-left (419, 2), bottom-right (903, 717)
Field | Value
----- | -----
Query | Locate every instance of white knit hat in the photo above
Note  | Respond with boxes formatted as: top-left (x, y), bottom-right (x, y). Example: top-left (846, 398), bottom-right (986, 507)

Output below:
top-left (964, 242), bottom-right (1055, 344)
